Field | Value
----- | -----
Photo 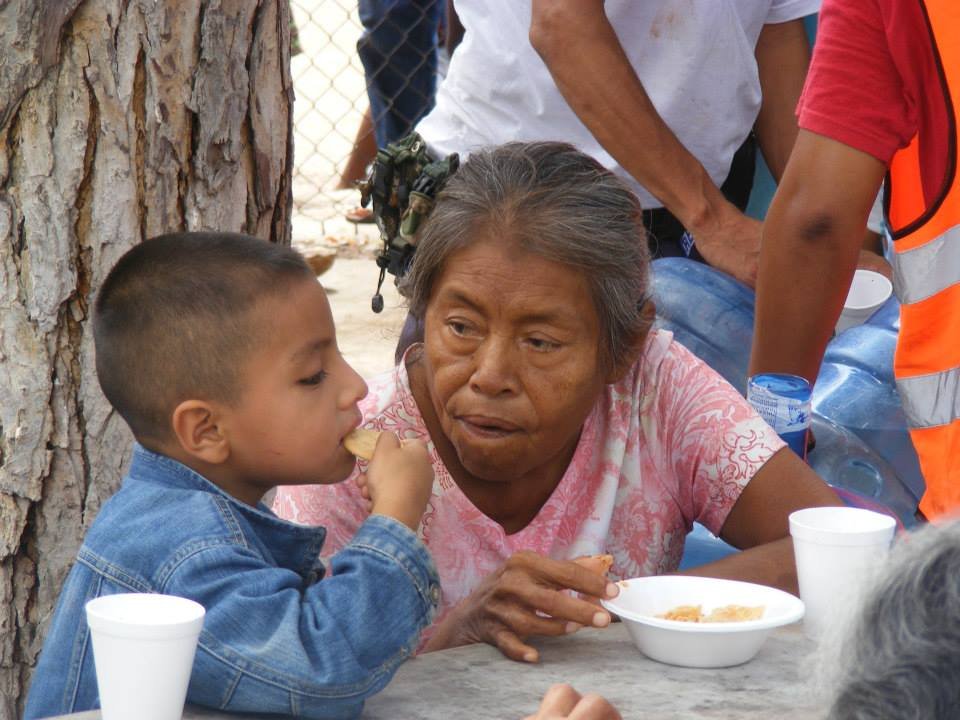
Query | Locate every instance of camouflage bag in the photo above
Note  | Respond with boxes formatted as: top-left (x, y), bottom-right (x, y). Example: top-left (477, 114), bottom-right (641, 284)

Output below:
top-left (358, 132), bottom-right (459, 312)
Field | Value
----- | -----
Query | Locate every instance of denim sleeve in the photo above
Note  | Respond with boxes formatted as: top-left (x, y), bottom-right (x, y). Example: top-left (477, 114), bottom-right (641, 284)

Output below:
top-left (164, 515), bottom-right (439, 719)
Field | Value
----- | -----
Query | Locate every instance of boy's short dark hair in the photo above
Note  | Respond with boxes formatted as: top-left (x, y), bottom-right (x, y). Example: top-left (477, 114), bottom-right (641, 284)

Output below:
top-left (93, 232), bottom-right (314, 443)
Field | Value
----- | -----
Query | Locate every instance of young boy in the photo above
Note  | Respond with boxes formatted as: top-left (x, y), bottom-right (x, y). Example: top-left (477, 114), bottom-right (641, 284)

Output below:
top-left (24, 232), bottom-right (439, 719)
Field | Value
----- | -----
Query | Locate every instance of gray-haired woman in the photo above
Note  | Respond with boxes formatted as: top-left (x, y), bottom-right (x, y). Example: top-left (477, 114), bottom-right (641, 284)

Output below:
top-left (275, 142), bottom-right (841, 661)
top-left (823, 520), bottom-right (960, 718)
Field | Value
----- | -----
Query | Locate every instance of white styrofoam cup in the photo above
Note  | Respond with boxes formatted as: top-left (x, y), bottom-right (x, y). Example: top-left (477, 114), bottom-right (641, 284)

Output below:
top-left (836, 269), bottom-right (893, 333)
top-left (789, 506), bottom-right (896, 638)
top-left (85, 593), bottom-right (205, 720)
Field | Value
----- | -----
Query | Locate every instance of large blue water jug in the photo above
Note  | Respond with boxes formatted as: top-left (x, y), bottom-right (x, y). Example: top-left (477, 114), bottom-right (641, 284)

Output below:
top-left (652, 258), bottom-right (922, 533)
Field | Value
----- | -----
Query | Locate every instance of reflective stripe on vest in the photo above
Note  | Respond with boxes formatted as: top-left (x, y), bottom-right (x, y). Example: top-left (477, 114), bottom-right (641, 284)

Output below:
top-left (891, 222), bottom-right (960, 304)
top-left (897, 366), bottom-right (960, 428)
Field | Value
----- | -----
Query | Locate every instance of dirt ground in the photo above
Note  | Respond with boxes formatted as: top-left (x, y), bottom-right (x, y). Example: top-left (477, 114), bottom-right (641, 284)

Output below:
top-left (313, 254), bottom-right (407, 380)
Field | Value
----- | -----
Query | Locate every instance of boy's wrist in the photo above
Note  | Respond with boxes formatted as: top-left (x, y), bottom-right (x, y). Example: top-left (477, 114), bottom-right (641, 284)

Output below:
top-left (370, 504), bottom-right (423, 532)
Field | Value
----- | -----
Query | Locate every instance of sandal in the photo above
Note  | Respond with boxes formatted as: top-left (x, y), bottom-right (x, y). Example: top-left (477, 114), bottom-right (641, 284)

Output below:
top-left (345, 207), bottom-right (374, 224)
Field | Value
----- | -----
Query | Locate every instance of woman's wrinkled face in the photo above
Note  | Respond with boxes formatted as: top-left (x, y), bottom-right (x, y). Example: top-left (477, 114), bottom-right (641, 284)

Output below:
top-left (420, 236), bottom-right (609, 482)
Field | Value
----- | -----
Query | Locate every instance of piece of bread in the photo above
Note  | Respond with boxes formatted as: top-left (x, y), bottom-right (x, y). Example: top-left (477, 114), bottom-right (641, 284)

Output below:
top-left (574, 554), bottom-right (614, 576)
top-left (343, 428), bottom-right (381, 460)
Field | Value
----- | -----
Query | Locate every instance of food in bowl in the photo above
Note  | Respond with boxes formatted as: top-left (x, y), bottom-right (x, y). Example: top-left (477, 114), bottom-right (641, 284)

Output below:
top-left (601, 575), bottom-right (804, 668)
top-left (657, 604), bottom-right (765, 623)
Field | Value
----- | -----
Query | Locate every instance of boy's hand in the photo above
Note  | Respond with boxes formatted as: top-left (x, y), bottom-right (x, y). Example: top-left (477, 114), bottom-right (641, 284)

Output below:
top-left (357, 432), bottom-right (433, 531)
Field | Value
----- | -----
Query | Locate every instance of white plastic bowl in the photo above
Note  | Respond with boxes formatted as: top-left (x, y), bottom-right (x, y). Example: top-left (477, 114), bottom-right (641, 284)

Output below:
top-left (601, 575), bottom-right (804, 668)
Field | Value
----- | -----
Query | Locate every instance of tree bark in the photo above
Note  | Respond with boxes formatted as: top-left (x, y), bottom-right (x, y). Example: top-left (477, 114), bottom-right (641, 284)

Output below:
top-left (0, 1), bottom-right (293, 715)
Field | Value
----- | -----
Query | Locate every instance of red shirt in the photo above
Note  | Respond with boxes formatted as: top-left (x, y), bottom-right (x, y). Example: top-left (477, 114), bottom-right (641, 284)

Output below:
top-left (798, 0), bottom-right (950, 206)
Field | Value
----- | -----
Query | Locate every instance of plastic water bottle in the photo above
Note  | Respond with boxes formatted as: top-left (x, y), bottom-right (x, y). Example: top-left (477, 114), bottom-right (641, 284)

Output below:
top-left (747, 373), bottom-right (812, 460)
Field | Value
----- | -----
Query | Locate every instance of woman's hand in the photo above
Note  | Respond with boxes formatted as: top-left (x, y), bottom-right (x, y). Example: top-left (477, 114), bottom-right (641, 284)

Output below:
top-left (423, 551), bottom-right (619, 662)
top-left (523, 684), bottom-right (622, 720)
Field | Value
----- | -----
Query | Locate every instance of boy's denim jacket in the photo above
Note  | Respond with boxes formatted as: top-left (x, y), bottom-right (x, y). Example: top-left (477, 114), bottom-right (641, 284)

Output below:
top-left (25, 445), bottom-right (440, 720)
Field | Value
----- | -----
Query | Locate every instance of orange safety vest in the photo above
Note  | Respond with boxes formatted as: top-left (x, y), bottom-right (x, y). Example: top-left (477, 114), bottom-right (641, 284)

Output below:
top-left (886, 0), bottom-right (960, 520)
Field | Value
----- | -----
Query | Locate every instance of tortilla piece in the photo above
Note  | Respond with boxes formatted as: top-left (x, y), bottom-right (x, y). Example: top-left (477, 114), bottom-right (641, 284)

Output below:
top-left (343, 428), bottom-right (381, 460)
top-left (574, 554), bottom-right (614, 576)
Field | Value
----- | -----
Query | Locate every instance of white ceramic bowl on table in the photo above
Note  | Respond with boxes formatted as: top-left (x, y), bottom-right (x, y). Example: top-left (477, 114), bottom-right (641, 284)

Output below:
top-left (601, 575), bottom-right (805, 668)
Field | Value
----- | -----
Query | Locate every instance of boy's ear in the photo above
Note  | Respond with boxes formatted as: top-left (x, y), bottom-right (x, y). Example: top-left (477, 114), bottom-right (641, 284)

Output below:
top-left (605, 299), bottom-right (657, 385)
top-left (170, 400), bottom-right (230, 465)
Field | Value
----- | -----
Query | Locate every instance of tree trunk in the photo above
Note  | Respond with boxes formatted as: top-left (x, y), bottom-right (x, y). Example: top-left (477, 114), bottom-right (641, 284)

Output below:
top-left (0, 1), bottom-right (294, 715)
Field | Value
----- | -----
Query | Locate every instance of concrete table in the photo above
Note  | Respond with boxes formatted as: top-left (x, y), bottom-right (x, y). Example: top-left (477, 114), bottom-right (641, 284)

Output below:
top-left (49, 624), bottom-right (824, 719)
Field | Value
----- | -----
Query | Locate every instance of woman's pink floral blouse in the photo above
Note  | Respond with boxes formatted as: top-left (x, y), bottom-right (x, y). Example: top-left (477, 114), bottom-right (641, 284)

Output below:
top-left (273, 330), bottom-right (785, 640)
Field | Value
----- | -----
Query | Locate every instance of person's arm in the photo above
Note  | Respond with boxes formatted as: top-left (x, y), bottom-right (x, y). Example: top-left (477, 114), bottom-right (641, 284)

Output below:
top-left (753, 19), bottom-right (811, 182)
top-left (528, 0), bottom-right (761, 286)
top-left (656, 338), bottom-right (843, 595)
top-left (445, 0), bottom-right (464, 54)
top-left (748, 129), bottom-right (887, 382)
top-left (169, 515), bottom-right (440, 717)
top-left (682, 447), bottom-right (843, 595)
top-left (750, 0), bottom-right (917, 379)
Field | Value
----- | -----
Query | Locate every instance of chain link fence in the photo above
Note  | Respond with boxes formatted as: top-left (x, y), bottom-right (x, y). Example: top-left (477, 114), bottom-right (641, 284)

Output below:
top-left (289, 0), bottom-right (445, 247)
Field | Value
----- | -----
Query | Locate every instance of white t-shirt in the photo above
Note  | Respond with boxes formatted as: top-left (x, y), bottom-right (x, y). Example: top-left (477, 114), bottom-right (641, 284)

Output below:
top-left (417, 0), bottom-right (819, 211)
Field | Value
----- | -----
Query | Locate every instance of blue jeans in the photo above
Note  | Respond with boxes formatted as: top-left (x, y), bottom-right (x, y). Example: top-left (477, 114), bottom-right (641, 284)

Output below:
top-left (358, 0), bottom-right (444, 147)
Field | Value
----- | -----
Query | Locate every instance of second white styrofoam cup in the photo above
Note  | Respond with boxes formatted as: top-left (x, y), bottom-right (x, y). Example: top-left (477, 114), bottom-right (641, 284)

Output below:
top-left (836, 269), bottom-right (893, 333)
top-left (789, 506), bottom-right (896, 638)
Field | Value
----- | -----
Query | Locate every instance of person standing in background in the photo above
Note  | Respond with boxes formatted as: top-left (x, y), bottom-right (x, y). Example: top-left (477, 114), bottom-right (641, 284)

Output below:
top-left (415, 0), bottom-right (817, 286)
top-left (358, 0), bottom-right (445, 147)
top-left (341, 0), bottom-right (448, 214)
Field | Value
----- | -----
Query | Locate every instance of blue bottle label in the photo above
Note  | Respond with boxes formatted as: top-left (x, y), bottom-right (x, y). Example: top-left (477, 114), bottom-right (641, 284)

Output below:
top-left (747, 374), bottom-right (812, 457)
top-left (747, 384), bottom-right (811, 434)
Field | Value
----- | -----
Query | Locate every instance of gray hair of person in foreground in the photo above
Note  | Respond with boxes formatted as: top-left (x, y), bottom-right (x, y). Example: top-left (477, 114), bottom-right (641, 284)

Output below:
top-left (400, 141), bottom-right (652, 374)
top-left (824, 519), bottom-right (960, 719)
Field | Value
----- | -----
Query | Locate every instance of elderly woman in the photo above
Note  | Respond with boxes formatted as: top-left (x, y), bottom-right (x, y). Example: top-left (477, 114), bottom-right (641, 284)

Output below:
top-left (821, 520), bottom-right (960, 718)
top-left (275, 142), bottom-right (840, 662)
